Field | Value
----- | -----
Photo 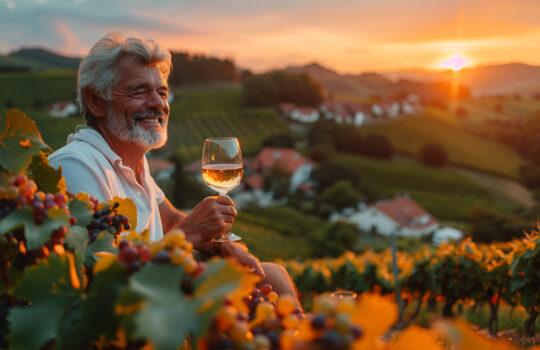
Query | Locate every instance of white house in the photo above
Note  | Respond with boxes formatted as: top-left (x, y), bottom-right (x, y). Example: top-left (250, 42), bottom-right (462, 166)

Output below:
top-left (290, 107), bottom-right (319, 123)
top-left (344, 196), bottom-right (438, 237)
top-left (49, 101), bottom-right (77, 118)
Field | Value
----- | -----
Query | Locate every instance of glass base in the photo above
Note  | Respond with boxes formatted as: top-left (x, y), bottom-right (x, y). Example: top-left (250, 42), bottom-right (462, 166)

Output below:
top-left (213, 232), bottom-right (242, 242)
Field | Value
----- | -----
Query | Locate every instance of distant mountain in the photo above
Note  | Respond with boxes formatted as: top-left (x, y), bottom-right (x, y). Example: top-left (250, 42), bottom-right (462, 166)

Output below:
top-left (386, 63), bottom-right (540, 98)
top-left (284, 62), bottom-right (378, 98)
top-left (284, 62), bottom-right (470, 101)
top-left (0, 48), bottom-right (81, 71)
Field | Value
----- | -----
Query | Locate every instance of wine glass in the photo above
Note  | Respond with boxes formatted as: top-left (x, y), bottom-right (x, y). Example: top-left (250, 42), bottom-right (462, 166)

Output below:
top-left (201, 137), bottom-right (243, 242)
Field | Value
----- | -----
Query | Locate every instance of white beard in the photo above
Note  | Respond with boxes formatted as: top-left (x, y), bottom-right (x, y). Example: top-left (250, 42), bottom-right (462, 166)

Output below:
top-left (106, 109), bottom-right (168, 150)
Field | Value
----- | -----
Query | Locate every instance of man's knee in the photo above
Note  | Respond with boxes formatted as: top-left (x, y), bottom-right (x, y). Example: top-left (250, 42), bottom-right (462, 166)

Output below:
top-left (261, 262), bottom-right (290, 279)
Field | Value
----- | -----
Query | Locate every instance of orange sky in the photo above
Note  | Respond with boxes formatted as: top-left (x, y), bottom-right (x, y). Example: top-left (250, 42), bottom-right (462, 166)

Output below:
top-left (1, 0), bottom-right (539, 73)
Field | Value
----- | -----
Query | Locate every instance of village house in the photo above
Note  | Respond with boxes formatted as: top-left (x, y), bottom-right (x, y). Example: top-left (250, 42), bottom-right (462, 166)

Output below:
top-left (49, 101), bottom-right (78, 118)
top-left (246, 147), bottom-right (315, 194)
top-left (335, 195), bottom-right (438, 237)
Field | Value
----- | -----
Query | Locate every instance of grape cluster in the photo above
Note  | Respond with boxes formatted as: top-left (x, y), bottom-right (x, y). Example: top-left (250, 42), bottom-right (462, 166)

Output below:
top-left (117, 240), bottom-right (151, 273)
top-left (0, 175), bottom-right (76, 256)
top-left (149, 231), bottom-right (200, 275)
top-left (204, 291), bottom-right (364, 350)
top-left (87, 202), bottom-right (131, 244)
top-left (116, 231), bottom-right (204, 276)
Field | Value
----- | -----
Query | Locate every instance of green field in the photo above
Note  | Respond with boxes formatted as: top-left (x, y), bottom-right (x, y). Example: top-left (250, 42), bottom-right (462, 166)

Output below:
top-left (0, 70), bottom-right (77, 108)
top-left (232, 206), bottom-right (329, 261)
top-left (330, 152), bottom-right (510, 222)
top-left (361, 112), bottom-right (525, 180)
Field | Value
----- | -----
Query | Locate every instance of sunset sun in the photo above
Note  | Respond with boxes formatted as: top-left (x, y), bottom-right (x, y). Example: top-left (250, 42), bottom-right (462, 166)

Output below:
top-left (440, 55), bottom-right (469, 71)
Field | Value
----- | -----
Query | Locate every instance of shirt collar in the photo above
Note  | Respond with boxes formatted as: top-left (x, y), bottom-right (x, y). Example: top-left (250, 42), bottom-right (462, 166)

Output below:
top-left (68, 125), bottom-right (150, 183)
top-left (69, 125), bottom-right (123, 166)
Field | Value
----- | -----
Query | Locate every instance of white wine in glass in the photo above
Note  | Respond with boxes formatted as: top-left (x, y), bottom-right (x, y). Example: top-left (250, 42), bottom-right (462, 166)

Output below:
top-left (201, 137), bottom-right (243, 242)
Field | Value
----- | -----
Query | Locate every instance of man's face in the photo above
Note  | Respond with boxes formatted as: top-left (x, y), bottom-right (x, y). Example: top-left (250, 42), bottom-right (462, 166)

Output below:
top-left (107, 59), bottom-right (170, 150)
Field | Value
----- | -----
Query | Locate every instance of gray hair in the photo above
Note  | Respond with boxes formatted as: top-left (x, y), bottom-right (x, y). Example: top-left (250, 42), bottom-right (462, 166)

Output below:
top-left (77, 32), bottom-right (172, 124)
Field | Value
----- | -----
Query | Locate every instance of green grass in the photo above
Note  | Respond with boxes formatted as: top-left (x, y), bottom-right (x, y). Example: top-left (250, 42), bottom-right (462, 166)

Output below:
top-left (232, 206), bottom-right (329, 261)
top-left (361, 112), bottom-right (525, 180)
top-left (0, 70), bottom-right (77, 108)
top-left (330, 152), bottom-right (510, 222)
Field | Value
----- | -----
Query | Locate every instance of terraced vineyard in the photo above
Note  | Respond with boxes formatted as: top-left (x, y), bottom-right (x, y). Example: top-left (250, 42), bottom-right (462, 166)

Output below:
top-left (360, 113), bottom-right (525, 179)
top-left (232, 206), bottom-right (329, 261)
top-left (330, 153), bottom-right (511, 222)
top-left (167, 88), bottom-right (290, 160)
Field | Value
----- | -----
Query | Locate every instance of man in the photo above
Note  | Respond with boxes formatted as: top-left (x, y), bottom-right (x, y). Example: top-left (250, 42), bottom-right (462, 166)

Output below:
top-left (48, 32), bottom-right (300, 305)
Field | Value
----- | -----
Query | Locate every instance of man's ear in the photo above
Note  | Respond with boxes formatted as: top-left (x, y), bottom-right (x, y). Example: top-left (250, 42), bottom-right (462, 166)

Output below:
top-left (83, 86), bottom-right (107, 118)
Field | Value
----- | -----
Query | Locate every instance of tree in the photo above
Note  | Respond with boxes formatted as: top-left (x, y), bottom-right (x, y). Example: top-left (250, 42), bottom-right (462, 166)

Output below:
top-left (320, 180), bottom-right (365, 212)
top-left (309, 142), bottom-right (335, 162)
top-left (308, 119), bottom-right (339, 147)
top-left (358, 134), bottom-right (394, 160)
top-left (420, 143), bottom-right (448, 167)
top-left (242, 71), bottom-right (324, 107)
top-left (262, 134), bottom-right (295, 148)
top-left (311, 161), bottom-right (360, 191)
top-left (312, 221), bottom-right (359, 258)
top-left (242, 75), bottom-right (279, 107)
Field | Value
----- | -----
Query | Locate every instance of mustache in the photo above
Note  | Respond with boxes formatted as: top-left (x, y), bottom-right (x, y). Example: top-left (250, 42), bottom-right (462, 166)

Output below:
top-left (131, 110), bottom-right (165, 120)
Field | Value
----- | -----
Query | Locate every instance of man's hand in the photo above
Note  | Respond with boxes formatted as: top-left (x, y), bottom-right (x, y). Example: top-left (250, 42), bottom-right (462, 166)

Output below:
top-left (178, 195), bottom-right (237, 246)
top-left (221, 242), bottom-right (265, 278)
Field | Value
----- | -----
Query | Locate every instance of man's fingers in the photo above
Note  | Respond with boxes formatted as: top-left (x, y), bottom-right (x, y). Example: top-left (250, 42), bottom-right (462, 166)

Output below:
top-left (216, 195), bottom-right (234, 206)
top-left (219, 205), bottom-right (237, 218)
top-left (222, 215), bottom-right (236, 224)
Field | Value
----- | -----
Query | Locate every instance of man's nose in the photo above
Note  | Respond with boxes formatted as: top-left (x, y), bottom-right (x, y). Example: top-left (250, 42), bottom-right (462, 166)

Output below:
top-left (146, 90), bottom-right (166, 110)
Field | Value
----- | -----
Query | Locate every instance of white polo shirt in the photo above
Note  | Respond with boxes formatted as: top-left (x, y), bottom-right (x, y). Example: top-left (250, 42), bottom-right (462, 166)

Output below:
top-left (48, 126), bottom-right (166, 242)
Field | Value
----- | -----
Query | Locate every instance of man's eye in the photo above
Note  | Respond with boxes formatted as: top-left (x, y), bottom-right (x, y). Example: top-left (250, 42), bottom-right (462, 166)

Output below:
top-left (134, 90), bottom-right (147, 96)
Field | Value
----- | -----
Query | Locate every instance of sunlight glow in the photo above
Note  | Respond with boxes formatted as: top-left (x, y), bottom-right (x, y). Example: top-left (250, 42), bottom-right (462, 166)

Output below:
top-left (440, 55), bottom-right (469, 71)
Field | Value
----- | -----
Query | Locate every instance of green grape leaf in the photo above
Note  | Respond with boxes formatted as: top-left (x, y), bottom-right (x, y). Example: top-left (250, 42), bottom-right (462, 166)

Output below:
top-left (56, 262), bottom-right (130, 348)
top-left (124, 260), bottom-right (246, 350)
top-left (69, 198), bottom-right (93, 228)
top-left (0, 207), bottom-right (69, 250)
top-left (84, 231), bottom-right (117, 268)
top-left (8, 254), bottom-right (79, 350)
top-left (64, 225), bottom-right (89, 278)
top-left (64, 225), bottom-right (88, 257)
top-left (126, 263), bottom-right (201, 350)
top-left (0, 109), bottom-right (50, 174)
top-left (27, 151), bottom-right (66, 194)
top-left (9, 254), bottom-right (129, 350)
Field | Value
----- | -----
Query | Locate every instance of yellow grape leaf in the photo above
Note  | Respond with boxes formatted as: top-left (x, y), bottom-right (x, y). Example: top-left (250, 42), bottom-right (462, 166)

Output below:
top-left (434, 320), bottom-right (519, 350)
top-left (389, 325), bottom-right (443, 350)
top-left (93, 252), bottom-right (118, 274)
top-left (110, 196), bottom-right (137, 227)
top-left (121, 229), bottom-right (150, 244)
top-left (352, 293), bottom-right (398, 350)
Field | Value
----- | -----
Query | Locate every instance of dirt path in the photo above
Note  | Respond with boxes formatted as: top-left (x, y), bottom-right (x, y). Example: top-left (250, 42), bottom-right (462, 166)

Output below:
top-left (450, 167), bottom-right (536, 208)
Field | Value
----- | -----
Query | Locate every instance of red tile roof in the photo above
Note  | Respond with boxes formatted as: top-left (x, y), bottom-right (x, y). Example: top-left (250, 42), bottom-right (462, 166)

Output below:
top-left (279, 102), bottom-right (296, 112)
top-left (252, 148), bottom-right (312, 174)
top-left (372, 196), bottom-right (437, 229)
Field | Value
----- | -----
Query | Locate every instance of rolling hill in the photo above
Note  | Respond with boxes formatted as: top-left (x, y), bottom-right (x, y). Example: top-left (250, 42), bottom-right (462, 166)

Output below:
top-left (0, 48), bottom-right (81, 71)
